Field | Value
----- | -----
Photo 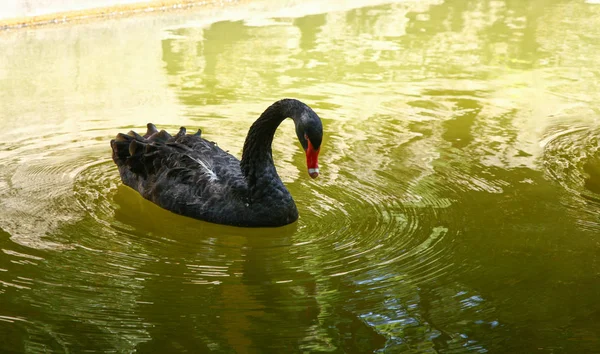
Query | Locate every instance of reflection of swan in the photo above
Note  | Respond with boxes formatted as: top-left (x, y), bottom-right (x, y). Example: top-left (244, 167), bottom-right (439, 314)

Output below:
top-left (110, 99), bottom-right (323, 227)
top-left (112, 184), bottom-right (300, 243)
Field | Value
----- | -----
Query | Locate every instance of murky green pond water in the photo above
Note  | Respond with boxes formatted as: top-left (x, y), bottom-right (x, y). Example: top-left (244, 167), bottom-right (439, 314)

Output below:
top-left (1, 0), bottom-right (600, 352)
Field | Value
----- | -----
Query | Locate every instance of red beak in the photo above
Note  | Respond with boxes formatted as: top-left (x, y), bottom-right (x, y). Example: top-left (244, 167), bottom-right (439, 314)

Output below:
top-left (306, 138), bottom-right (320, 179)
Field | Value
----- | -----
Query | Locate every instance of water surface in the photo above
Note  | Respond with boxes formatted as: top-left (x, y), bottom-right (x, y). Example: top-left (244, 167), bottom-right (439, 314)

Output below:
top-left (1, 0), bottom-right (600, 352)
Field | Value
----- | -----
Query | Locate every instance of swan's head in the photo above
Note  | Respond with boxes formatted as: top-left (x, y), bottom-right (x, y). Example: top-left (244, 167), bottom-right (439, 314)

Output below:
top-left (296, 110), bottom-right (323, 179)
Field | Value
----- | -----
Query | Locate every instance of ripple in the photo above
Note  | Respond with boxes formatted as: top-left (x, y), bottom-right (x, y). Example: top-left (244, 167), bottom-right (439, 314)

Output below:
top-left (542, 124), bottom-right (600, 231)
top-left (294, 155), bottom-right (458, 290)
top-left (0, 133), bottom-right (95, 250)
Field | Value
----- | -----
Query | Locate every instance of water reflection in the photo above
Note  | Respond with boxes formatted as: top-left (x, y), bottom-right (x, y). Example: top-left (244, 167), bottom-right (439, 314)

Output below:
top-left (1, 0), bottom-right (600, 352)
top-left (156, 0), bottom-right (600, 351)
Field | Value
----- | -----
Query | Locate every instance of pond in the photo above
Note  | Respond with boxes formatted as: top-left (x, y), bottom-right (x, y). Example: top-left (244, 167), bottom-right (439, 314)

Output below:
top-left (1, 0), bottom-right (600, 352)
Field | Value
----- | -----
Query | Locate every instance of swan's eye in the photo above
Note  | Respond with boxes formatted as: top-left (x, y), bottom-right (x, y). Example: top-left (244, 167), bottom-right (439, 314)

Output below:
top-left (304, 131), bottom-right (322, 151)
top-left (303, 133), bottom-right (310, 150)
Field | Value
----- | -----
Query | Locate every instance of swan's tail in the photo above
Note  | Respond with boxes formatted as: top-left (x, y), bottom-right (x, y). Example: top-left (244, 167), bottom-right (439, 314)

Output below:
top-left (110, 131), bottom-right (146, 174)
top-left (110, 123), bottom-right (202, 173)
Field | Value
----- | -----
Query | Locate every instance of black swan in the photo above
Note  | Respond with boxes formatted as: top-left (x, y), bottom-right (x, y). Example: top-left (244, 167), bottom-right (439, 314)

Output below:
top-left (110, 99), bottom-right (323, 227)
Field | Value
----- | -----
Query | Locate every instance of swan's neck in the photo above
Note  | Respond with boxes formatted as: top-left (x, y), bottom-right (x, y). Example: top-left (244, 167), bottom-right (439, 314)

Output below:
top-left (240, 100), bottom-right (305, 200)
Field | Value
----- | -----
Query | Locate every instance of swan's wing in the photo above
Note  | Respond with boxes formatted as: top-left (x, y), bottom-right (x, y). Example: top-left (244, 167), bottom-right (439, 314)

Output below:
top-left (166, 134), bottom-right (249, 198)
top-left (110, 125), bottom-right (248, 203)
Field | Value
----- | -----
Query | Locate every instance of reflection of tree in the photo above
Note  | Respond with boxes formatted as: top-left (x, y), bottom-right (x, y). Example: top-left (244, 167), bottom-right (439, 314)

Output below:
top-left (294, 14), bottom-right (326, 52)
top-left (161, 21), bottom-right (253, 106)
top-left (404, 0), bottom-right (564, 69)
top-left (161, 20), bottom-right (301, 107)
top-left (440, 98), bottom-right (482, 149)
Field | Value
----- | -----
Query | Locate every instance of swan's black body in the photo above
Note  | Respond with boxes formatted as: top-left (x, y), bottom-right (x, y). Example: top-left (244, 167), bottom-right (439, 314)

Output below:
top-left (110, 99), bottom-right (323, 227)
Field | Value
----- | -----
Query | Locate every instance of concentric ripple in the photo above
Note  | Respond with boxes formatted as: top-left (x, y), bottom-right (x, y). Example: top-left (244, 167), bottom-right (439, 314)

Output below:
top-left (542, 124), bottom-right (600, 231)
top-left (297, 174), bottom-right (454, 282)
top-left (0, 130), bottom-right (103, 250)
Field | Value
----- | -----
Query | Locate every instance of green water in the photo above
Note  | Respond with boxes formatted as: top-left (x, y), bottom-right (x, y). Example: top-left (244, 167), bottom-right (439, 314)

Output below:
top-left (1, 0), bottom-right (600, 352)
